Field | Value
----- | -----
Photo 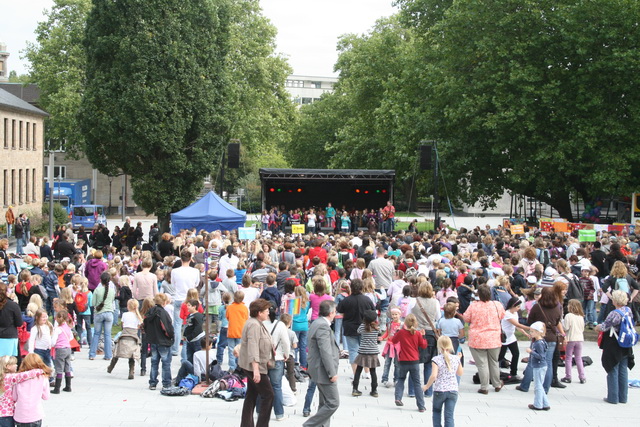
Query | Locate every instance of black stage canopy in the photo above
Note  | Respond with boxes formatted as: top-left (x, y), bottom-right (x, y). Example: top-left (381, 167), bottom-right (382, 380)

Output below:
top-left (259, 168), bottom-right (395, 211)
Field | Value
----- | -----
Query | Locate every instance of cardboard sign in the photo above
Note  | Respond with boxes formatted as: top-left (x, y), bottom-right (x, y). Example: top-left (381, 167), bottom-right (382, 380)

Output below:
top-left (291, 224), bottom-right (305, 234)
top-left (510, 224), bottom-right (524, 234)
top-left (578, 229), bottom-right (596, 242)
top-left (238, 227), bottom-right (255, 240)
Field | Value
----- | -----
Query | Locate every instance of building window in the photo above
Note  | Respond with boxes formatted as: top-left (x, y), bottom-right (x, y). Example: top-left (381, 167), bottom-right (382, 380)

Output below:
top-left (18, 170), bottom-right (23, 204)
top-left (2, 170), bottom-right (7, 207)
top-left (3, 118), bottom-right (7, 149)
top-left (286, 79), bottom-right (304, 88)
top-left (19, 121), bottom-right (23, 149)
top-left (25, 169), bottom-right (29, 205)
top-left (11, 120), bottom-right (15, 149)
top-left (311, 81), bottom-right (322, 89)
top-left (26, 122), bottom-right (30, 150)
top-left (33, 123), bottom-right (37, 150)
top-left (44, 165), bottom-right (66, 180)
top-left (301, 97), bottom-right (313, 105)
top-left (10, 170), bottom-right (15, 205)
top-left (32, 168), bottom-right (36, 202)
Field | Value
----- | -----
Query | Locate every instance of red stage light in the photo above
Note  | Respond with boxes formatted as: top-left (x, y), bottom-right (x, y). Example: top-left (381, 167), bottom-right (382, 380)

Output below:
top-left (288, 190), bottom-right (292, 193)
top-left (269, 188), bottom-right (275, 192)
top-left (297, 188), bottom-right (302, 192)
top-left (382, 189), bottom-right (387, 193)
top-left (364, 190), bottom-right (369, 194)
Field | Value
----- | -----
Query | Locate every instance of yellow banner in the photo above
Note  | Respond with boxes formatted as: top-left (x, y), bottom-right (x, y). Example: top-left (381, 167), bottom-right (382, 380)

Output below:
top-left (291, 224), bottom-right (305, 234)
top-left (510, 224), bottom-right (524, 234)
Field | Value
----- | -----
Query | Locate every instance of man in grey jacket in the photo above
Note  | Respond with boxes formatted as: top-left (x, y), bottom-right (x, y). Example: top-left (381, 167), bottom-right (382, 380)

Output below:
top-left (304, 300), bottom-right (340, 427)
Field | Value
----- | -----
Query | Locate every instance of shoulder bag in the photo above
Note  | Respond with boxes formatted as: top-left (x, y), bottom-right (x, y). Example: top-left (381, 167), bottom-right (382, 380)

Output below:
top-left (416, 298), bottom-right (441, 340)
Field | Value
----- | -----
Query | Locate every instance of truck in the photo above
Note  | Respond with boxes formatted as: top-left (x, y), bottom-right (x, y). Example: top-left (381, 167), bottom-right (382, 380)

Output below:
top-left (44, 179), bottom-right (91, 214)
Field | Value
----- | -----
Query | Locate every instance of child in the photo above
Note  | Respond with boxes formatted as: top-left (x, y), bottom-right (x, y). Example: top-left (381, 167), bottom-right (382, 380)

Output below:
top-left (280, 313), bottom-right (298, 392)
top-left (498, 297), bottom-right (529, 378)
top-left (292, 286), bottom-right (310, 369)
top-left (380, 307), bottom-right (403, 388)
top-left (436, 302), bottom-right (465, 369)
top-left (216, 292), bottom-right (232, 368)
top-left (183, 300), bottom-right (205, 364)
top-left (225, 290), bottom-right (248, 372)
top-left (423, 336), bottom-right (464, 427)
top-left (27, 308), bottom-right (54, 377)
top-left (561, 299), bottom-right (586, 384)
top-left (352, 309), bottom-right (381, 397)
top-left (395, 285), bottom-right (416, 321)
top-left (10, 354), bottom-right (50, 427)
top-left (526, 321), bottom-right (550, 411)
top-left (579, 266), bottom-right (597, 328)
top-left (390, 313), bottom-right (427, 411)
top-left (50, 309), bottom-right (74, 394)
top-left (0, 355), bottom-right (45, 426)
top-left (139, 297), bottom-right (155, 376)
top-left (107, 299), bottom-right (143, 379)
top-left (333, 281), bottom-right (351, 357)
top-left (222, 269), bottom-right (238, 294)
top-left (74, 277), bottom-right (92, 347)
top-left (175, 337), bottom-right (213, 385)
top-left (201, 271), bottom-right (222, 333)
top-left (116, 275), bottom-right (133, 321)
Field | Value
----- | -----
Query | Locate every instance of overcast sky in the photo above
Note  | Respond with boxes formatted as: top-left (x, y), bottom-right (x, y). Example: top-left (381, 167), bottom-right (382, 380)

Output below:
top-left (1, 0), bottom-right (397, 77)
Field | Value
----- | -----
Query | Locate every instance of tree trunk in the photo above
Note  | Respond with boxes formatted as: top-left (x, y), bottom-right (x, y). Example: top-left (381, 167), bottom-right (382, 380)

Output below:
top-left (158, 214), bottom-right (171, 234)
top-left (546, 192), bottom-right (574, 221)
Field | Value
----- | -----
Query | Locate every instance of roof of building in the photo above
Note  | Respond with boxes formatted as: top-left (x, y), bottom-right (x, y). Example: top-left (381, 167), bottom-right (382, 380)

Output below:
top-left (259, 168), bottom-right (395, 181)
top-left (0, 87), bottom-right (48, 117)
top-left (0, 83), bottom-right (41, 105)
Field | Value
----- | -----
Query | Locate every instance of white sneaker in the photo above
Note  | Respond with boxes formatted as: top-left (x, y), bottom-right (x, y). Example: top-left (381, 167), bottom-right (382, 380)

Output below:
top-left (362, 373), bottom-right (370, 379)
top-left (384, 381), bottom-right (393, 388)
top-left (276, 415), bottom-right (288, 422)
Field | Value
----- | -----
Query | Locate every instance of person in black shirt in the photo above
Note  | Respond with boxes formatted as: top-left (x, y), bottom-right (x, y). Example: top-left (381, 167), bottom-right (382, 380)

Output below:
top-left (336, 279), bottom-right (375, 375)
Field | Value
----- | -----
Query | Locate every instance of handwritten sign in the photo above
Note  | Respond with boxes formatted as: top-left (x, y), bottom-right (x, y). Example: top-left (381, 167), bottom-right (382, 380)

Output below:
top-left (238, 227), bottom-right (255, 240)
top-left (291, 224), bottom-right (305, 234)
top-left (510, 224), bottom-right (524, 234)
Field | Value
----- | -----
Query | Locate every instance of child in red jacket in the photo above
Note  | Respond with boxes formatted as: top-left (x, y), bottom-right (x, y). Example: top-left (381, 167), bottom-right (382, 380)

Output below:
top-left (390, 313), bottom-right (427, 412)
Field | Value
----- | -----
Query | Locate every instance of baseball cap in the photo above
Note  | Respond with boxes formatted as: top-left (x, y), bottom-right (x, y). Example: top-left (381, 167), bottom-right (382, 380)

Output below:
top-left (530, 321), bottom-right (545, 334)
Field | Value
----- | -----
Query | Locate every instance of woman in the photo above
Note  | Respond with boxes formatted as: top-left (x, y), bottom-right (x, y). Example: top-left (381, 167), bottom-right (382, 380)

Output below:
top-left (517, 287), bottom-right (565, 394)
top-left (263, 301), bottom-right (290, 422)
top-left (0, 283), bottom-right (23, 358)
top-left (239, 299), bottom-right (276, 427)
top-left (596, 290), bottom-right (635, 404)
top-left (601, 261), bottom-right (639, 320)
top-left (85, 250), bottom-right (108, 292)
top-left (157, 233), bottom-right (174, 258)
top-left (89, 272), bottom-right (116, 361)
top-left (411, 283), bottom-right (441, 397)
top-left (463, 284), bottom-right (505, 394)
top-left (308, 278), bottom-right (333, 321)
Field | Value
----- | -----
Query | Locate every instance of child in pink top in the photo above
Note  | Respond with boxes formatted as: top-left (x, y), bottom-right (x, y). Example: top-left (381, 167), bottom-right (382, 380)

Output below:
top-left (12, 353), bottom-right (51, 426)
top-left (0, 356), bottom-right (44, 425)
top-left (308, 278), bottom-right (333, 321)
top-left (50, 309), bottom-right (74, 394)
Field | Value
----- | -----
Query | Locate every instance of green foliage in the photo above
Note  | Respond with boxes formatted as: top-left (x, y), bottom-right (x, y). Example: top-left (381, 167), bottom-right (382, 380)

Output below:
top-left (38, 203), bottom-right (70, 233)
top-left (79, 0), bottom-right (231, 219)
top-left (399, 0), bottom-right (640, 218)
top-left (23, 0), bottom-right (91, 155)
top-left (8, 71), bottom-right (31, 84)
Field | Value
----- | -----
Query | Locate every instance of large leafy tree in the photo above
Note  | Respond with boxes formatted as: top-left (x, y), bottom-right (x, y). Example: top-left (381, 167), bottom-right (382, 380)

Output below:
top-left (79, 0), bottom-right (231, 227)
top-left (397, 0), bottom-right (640, 219)
top-left (23, 0), bottom-right (91, 155)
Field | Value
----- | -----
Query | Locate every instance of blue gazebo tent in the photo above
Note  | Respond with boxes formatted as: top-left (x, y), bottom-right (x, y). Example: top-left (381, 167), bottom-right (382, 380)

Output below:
top-left (170, 191), bottom-right (246, 234)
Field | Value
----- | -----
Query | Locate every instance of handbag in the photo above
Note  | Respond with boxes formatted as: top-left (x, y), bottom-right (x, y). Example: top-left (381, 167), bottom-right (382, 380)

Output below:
top-left (494, 302), bottom-right (507, 343)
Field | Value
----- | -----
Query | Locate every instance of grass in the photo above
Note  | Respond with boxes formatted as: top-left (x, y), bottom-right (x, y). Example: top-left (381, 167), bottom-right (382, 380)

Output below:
top-left (395, 220), bottom-right (434, 232)
top-left (394, 212), bottom-right (421, 217)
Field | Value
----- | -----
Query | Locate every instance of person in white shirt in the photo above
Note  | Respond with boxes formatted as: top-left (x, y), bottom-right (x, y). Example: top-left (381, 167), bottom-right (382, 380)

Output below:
top-left (170, 250), bottom-right (200, 355)
top-left (218, 245), bottom-right (239, 276)
top-left (263, 310), bottom-right (291, 421)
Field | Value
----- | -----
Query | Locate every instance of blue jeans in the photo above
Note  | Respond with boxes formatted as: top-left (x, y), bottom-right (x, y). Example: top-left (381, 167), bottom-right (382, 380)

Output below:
top-left (34, 348), bottom-right (52, 367)
top-left (382, 355), bottom-right (398, 383)
top-left (303, 379), bottom-right (317, 413)
top-left (171, 300), bottom-right (183, 355)
top-left (295, 330), bottom-right (308, 368)
top-left (76, 314), bottom-right (92, 347)
top-left (606, 356), bottom-right (629, 403)
top-left (333, 318), bottom-right (348, 350)
top-left (16, 237), bottom-right (25, 255)
top-left (0, 415), bottom-right (15, 427)
top-left (533, 366), bottom-right (549, 409)
top-left (149, 344), bottom-right (172, 388)
top-left (216, 327), bottom-right (230, 365)
top-left (432, 391), bottom-right (458, 427)
top-left (345, 335), bottom-right (361, 365)
top-left (395, 362), bottom-right (425, 410)
top-left (423, 361), bottom-right (433, 397)
top-left (186, 340), bottom-right (200, 364)
top-left (89, 311), bottom-right (113, 359)
top-left (227, 338), bottom-right (241, 371)
top-left (375, 290), bottom-right (390, 331)
top-left (176, 360), bottom-right (194, 384)
top-left (519, 341), bottom-right (556, 393)
top-left (583, 299), bottom-right (597, 326)
top-left (268, 360), bottom-right (285, 417)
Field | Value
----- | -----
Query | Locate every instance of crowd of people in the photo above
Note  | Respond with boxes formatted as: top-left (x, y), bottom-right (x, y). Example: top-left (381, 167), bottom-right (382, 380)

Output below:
top-left (0, 212), bottom-right (638, 426)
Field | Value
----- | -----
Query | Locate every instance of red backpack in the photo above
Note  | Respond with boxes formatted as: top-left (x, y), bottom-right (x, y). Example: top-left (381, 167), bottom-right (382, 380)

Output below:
top-left (75, 291), bottom-right (89, 313)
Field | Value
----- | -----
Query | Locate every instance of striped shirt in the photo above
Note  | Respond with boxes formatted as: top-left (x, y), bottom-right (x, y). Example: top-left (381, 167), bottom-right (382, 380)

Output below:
top-left (357, 323), bottom-right (380, 355)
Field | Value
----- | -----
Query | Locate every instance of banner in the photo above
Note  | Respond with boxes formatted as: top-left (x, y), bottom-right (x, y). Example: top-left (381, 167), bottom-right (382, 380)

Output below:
top-left (284, 297), bottom-right (302, 316)
top-left (238, 227), bottom-right (255, 240)
top-left (578, 229), bottom-right (596, 242)
top-left (510, 224), bottom-right (525, 234)
top-left (291, 224), bottom-right (305, 234)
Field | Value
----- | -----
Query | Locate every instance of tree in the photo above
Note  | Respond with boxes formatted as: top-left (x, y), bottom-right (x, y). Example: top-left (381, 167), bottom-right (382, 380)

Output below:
top-left (398, 0), bottom-right (640, 219)
top-left (8, 71), bottom-right (31, 83)
top-left (23, 0), bottom-right (91, 155)
top-left (79, 0), bottom-right (230, 228)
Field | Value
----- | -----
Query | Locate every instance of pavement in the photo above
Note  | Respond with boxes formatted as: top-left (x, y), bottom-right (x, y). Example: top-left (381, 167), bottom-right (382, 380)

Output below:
top-left (41, 340), bottom-right (639, 426)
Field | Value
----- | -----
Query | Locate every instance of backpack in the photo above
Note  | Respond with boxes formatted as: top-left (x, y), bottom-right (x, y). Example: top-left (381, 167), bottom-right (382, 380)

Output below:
top-left (562, 274), bottom-right (584, 301)
top-left (398, 297), bottom-right (411, 318)
top-left (75, 291), bottom-right (89, 313)
top-left (538, 248), bottom-right (550, 268)
top-left (612, 309), bottom-right (638, 348)
top-left (615, 277), bottom-right (630, 294)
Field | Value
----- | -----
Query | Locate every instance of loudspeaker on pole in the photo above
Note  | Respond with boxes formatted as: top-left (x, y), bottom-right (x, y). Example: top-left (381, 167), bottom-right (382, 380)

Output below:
top-left (419, 144), bottom-right (432, 170)
top-left (228, 143), bottom-right (240, 168)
